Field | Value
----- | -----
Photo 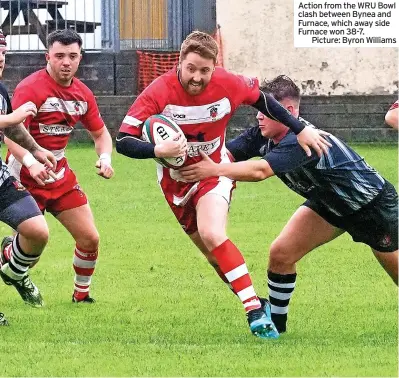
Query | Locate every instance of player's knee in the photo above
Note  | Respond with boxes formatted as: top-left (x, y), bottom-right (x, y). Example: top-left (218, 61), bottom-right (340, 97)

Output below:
top-left (198, 228), bottom-right (226, 251)
top-left (269, 239), bottom-right (296, 267)
top-left (20, 221), bottom-right (49, 248)
top-left (76, 231), bottom-right (100, 251)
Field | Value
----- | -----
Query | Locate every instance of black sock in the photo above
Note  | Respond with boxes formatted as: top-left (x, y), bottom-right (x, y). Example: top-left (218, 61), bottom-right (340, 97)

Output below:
top-left (267, 270), bottom-right (297, 333)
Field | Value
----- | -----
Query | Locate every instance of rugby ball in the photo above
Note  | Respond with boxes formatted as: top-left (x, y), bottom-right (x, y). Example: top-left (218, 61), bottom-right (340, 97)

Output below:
top-left (142, 114), bottom-right (187, 169)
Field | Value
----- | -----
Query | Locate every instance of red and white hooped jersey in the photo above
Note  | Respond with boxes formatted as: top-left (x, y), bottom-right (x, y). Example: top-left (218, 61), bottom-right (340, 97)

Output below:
top-left (8, 69), bottom-right (104, 188)
top-left (119, 67), bottom-right (259, 204)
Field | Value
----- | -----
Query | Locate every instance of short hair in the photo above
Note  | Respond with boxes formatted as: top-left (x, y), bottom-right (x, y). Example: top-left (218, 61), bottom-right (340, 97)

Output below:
top-left (179, 31), bottom-right (218, 64)
top-left (47, 29), bottom-right (83, 49)
top-left (260, 75), bottom-right (300, 102)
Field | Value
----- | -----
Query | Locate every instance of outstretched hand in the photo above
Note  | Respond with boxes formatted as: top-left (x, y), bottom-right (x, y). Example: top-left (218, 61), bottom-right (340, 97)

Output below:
top-left (297, 127), bottom-right (332, 157)
top-left (179, 150), bottom-right (218, 182)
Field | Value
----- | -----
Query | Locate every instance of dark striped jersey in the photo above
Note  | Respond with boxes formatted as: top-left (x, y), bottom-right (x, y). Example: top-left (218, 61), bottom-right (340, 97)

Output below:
top-left (227, 119), bottom-right (385, 216)
top-left (0, 82), bottom-right (12, 186)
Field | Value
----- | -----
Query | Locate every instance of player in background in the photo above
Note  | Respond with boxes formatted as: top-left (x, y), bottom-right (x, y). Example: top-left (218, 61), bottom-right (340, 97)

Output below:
top-left (385, 100), bottom-right (398, 129)
top-left (0, 29), bottom-right (58, 314)
top-left (116, 31), bottom-right (330, 339)
top-left (2, 29), bottom-right (114, 305)
top-left (179, 75), bottom-right (398, 334)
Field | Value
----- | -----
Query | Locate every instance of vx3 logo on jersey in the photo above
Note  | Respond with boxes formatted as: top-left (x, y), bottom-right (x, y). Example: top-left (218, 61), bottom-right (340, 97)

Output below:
top-left (173, 113), bottom-right (186, 119)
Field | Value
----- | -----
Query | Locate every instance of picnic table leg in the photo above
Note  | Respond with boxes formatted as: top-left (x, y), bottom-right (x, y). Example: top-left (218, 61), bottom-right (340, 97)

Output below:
top-left (1, 4), bottom-right (22, 35)
top-left (27, 9), bottom-right (48, 47)
top-left (46, 5), bottom-right (66, 27)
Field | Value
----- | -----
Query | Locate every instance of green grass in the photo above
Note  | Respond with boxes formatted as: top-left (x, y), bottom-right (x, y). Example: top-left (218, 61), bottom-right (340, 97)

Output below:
top-left (0, 143), bottom-right (398, 377)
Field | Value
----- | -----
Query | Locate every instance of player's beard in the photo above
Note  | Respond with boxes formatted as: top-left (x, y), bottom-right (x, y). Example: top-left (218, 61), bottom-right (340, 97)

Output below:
top-left (183, 79), bottom-right (205, 96)
top-left (58, 70), bottom-right (74, 85)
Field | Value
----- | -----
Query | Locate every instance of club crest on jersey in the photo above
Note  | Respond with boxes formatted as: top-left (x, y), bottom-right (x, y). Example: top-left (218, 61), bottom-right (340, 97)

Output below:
top-left (208, 104), bottom-right (219, 121)
top-left (73, 101), bottom-right (81, 113)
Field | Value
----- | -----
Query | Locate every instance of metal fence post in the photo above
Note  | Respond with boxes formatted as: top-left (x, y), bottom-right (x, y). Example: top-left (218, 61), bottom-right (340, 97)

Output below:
top-left (101, 0), bottom-right (119, 51)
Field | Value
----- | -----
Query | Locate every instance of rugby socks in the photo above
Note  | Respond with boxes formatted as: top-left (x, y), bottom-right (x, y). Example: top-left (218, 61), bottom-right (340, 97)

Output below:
top-left (211, 239), bottom-right (261, 312)
top-left (267, 270), bottom-right (297, 333)
top-left (210, 261), bottom-right (233, 289)
top-left (1, 234), bottom-right (40, 281)
top-left (72, 245), bottom-right (98, 301)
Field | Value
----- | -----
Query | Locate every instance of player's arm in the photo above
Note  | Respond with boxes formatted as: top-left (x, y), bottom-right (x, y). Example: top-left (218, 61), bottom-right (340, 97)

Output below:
top-left (116, 131), bottom-right (187, 159)
top-left (252, 91), bottom-right (331, 157)
top-left (4, 134), bottom-right (57, 186)
top-left (87, 126), bottom-right (114, 179)
top-left (226, 126), bottom-right (267, 162)
top-left (179, 150), bottom-right (275, 182)
top-left (116, 87), bottom-right (186, 159)
top-left (385, 102), bottom-right (398, 129)
top-left (0, 102), bottom-right (38, 129)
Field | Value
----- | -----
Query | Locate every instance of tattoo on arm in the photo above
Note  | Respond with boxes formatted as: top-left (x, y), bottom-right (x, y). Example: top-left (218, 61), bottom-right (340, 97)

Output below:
top-left (3, 124), bottom-right (40, 153)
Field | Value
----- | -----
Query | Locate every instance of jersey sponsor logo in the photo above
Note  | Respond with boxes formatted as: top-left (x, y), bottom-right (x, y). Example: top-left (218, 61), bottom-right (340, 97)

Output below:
top-left (187, 136), bottom-right (220, 157)
top-left (39, 97), bottom-right (88, 116)
top-left (162, 98), bottom-right (231, 125)
top-left (39, 123), bottom-right (74, 135)
top-left (173, 113), bottom-right (186, 119)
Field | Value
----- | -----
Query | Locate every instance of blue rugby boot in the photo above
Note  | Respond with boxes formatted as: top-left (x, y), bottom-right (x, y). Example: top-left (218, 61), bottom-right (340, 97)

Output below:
top-left (247, 304), bottom-right (279, 339)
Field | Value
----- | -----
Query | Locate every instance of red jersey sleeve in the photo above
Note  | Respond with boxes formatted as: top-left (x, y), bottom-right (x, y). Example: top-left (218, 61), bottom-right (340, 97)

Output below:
top-left (119, 77), bottom-right (166, 137)
top-left (11, 84), bottom-right (43, 127)
top-left (219, 70), bottom-right (260, 110)
top-left (389, 100), bottom-right (398, 111)
top-left (81, 91), bottom-right (105, 132)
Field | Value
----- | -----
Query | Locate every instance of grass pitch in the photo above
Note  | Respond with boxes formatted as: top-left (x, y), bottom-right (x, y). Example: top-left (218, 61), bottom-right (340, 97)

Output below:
top-left (0, 143), bottom-right (397, 377)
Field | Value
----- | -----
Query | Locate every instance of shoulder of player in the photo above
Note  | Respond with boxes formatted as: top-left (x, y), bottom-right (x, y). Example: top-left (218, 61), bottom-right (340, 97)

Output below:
top-left (71, 76), bottom-right (94, 95)
top-left (211, 67), bottom-right (238, 85)
top-left (150, 69), bottom-right (176, 91)
top-left (277, 131), bottom-right (298, 147)
top-left (138, 71), bottom-right (175, 103)
top-left (211, 67), bottom-right (254, 94)
top-left (14, 69), bottom-right (46, 93)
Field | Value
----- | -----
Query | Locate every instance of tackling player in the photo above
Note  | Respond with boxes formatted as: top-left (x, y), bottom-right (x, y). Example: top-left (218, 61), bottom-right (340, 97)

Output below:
top-left (179, 75), bottom-right (398, 334)
top-left (116, 31), bottom-right (330, 339)
top-left (2, 29), bottom-right (114, 304)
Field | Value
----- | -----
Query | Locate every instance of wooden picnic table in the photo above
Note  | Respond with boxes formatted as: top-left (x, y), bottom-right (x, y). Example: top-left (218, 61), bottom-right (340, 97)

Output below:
top-left (0, 0), bottom-right (100, 47)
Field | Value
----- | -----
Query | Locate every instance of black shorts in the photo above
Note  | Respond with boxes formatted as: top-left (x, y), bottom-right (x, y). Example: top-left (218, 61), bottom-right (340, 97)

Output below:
top-left (303, 181), bottom-right (398, 252)
top-left (0, 176), bottom-right (42, 230)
